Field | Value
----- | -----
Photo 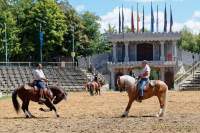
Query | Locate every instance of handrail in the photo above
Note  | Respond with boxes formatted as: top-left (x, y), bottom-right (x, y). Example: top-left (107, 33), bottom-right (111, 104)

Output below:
top-left (175, 61), bottom-right (200, 85)
top-left (0, 62), bottom-right (78, 68)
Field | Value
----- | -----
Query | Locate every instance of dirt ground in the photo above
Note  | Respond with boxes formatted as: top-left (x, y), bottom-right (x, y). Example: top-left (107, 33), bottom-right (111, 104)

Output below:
top-left (0, 91), bottom-right (200, 133)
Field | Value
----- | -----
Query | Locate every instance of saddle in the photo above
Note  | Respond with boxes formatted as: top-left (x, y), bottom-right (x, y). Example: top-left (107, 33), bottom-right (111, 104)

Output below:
top-left (24, 83), bottom-right (53, 99)
top-left (136, 80), bottom-right (156, 91)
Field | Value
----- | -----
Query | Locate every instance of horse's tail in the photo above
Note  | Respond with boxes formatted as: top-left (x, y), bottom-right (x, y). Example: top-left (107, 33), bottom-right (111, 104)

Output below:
top-left (12, 89), bottom-right (20, 113)
top-left (116, 76), bottom-right (121, 88)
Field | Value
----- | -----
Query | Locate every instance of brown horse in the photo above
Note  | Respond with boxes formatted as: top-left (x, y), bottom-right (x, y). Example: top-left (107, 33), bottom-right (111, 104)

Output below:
top-left (12, 84), bottom-right (67, 118)
top-left (117, 75), bottom-right (168, 117)
top-left (86, 81), bottom-right (102, 96)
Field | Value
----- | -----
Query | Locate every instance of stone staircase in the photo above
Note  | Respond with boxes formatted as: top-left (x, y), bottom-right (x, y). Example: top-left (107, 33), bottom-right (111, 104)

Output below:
top-left (175, 61), bottom-right (200, 90)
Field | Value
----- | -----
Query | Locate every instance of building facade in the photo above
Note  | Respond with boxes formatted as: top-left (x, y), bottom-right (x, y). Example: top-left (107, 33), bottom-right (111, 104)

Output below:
top-left (107, 32), bottom-right (181, 90)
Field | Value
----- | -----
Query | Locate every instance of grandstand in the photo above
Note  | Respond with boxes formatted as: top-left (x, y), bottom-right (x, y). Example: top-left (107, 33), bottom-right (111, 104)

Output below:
top-left (0, 62), bottom-right (87, 94)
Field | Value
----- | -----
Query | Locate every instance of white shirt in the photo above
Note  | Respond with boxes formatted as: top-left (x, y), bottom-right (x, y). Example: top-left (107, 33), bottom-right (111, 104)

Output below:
top-left (141, 64), bottom-right (151, 78)
top-left (33, 69), bottom-right (46, 80)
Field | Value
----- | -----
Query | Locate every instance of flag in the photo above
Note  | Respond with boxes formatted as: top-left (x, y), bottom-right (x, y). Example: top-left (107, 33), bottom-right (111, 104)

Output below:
top-left (137, 3), bottom-right (140, 33)
top-left (170, 5), bottom-right (173, 32)
top-left (119, 7), bottom-right (121, 33)
top-left (164, 3), bottom-right (167, 32)
top-left (142, 6), bottom-right (144, 32)
top-left (156, 5), bottom-right (158, 32)
top-left (122, 5), bottom-right (125, 33)
top-left (39, 31), bottom-right (44, 48)
top-left (151, 2), bottom-right (154, 32)
top-left (131, 6), bottom-right (135, 33)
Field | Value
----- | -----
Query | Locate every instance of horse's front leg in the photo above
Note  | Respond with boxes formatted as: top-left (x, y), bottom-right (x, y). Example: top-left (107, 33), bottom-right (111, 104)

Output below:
top-left (121, 96), bottom-right (134, 117)
top-left (44, 100), bottom-right (59, 117)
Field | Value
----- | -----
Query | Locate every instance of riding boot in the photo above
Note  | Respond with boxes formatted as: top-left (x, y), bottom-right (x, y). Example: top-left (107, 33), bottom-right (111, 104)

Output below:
top-left (137, 96), bottom-right (143, 103)
top-left (38, 89), bottom-right (46, 104)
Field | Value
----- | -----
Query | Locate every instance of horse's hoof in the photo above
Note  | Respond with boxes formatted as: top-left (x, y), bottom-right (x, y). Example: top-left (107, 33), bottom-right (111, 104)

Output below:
top-left (26, 115), bottom-right (30, 118)
top-left (39, 108), bottom-right (44, 111)
top-left (121, 114), bottom-right (127, 118)
top-left (56, 114), bottom-right (60, 117)
top-left (31, 115), bottom-right (36, 118)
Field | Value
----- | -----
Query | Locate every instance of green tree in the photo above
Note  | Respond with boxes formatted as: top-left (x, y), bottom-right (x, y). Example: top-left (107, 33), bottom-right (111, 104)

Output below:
top-left (19, 0), bottom-right (67, 61)
top-left (104, 24), bottom-right (117, 34)
top-left (179, 26), bottom-right (198, 53)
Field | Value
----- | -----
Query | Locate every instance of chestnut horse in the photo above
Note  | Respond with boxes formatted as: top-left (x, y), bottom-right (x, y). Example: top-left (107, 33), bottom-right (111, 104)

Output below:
top-left (86, 81), bottom-right (103, 96)
top-left (117, 75), bottom-right (168, 117)
top-left (12, 84), bottom-right (67, 118)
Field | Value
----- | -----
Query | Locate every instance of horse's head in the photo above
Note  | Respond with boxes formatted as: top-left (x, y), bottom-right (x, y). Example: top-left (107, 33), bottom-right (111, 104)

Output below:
top-left (49, 86), bottom-right (68, 104)
top-left (53, 91), bottom-right (67, 104)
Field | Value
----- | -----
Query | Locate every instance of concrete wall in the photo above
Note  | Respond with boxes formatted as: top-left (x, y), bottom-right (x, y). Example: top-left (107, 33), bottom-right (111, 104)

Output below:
top-left (178, 48), bottom-right (200, 65)
top-left (78, 52), bottom-right (110, 74)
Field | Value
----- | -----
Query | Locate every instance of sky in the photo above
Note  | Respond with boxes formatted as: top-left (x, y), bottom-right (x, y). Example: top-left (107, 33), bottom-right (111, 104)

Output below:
top-left (68, 0), bottom-right (200, 34)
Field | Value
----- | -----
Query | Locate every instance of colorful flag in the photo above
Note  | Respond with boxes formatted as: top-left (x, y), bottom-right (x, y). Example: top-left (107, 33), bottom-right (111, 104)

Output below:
top-left (142, 6), bottom-right (144, 32)
top-left (170, 5), bottom-right (173, 32)
top-left (164, 3), bottom-right (167, 32)
top-left (151, 2), bottom-right (154, 32)
top-left (122, 5), bottom-right (124, 33)
top-left (137, 3), bottom-right (140, 33)
top-left (119, 7), bottom-right (121, 33)
top-left (131, 6), bottom-right (135, 33)
top-left (156, 5), bottom-right (158, 32)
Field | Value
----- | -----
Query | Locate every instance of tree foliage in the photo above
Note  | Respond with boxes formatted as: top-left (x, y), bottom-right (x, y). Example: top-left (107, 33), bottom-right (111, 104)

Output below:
top-left (179, 26), bottom-right (200, 53)
top-left (0, 0), bottom-right (110, 62)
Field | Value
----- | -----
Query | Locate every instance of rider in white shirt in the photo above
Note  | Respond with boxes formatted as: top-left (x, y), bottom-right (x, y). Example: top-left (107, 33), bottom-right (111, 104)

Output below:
top-left (33, 63), bottom-right (48, 104)
top-left (138, 60), bottom-right (151, 102)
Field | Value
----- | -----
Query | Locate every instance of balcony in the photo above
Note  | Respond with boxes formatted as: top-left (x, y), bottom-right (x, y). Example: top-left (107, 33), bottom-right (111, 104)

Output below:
top-left (107, 60), bottom-right (176, 68)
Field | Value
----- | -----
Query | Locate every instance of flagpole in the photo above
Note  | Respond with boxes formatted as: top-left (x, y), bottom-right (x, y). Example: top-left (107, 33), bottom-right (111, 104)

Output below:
top-left (170, 5), bottom-right (173, 32)
top-left (164, 3), bottom-right (167, 32)
top-left (119, 7), bottom-right (121, 33)
top-left (151, 2), bottom-right (154, 33)
top-left (131, 6), bottom-right (134, 33)
top-left (137, 3), bottom-right (139, 33)
top-left (157, 4), bottom-right (158, 32)
top-left (142, 5), bottom-right (144, 32)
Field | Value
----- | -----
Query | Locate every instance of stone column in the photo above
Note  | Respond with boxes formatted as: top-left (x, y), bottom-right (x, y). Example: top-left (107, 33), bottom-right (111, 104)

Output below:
top-left (113, 43), bottom-right (117, 62)
top-left (172, 41), bottom-right (177, 61)
top-left (124, 42), bottom-right (129, 62)
top-left (110, 69), bottom-right (115, 90)
top-left (160, 68), bottom-right (165, 81)
top-left (160, 41), bottom-right (165, 61)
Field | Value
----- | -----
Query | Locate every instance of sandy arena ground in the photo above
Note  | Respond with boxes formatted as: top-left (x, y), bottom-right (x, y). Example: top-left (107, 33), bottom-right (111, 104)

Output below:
top-left (0, 91), bottom-right (200, 133)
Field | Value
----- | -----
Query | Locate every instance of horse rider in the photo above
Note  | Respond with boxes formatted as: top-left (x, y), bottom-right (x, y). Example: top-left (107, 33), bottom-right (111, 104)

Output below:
top-left (33, 63), bottom-right (48, 104)
top-left (137, 60), bottom-right (151, 102)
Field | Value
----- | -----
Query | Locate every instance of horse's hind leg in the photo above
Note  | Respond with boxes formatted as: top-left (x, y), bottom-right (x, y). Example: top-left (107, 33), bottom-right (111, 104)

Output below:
top-left (22, 100), bottom-right (34, 118)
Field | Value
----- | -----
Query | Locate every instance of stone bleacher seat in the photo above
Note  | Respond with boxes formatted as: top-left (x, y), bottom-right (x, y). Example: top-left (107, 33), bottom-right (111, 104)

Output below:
top-left (0, 66), bottom-right (87, 93)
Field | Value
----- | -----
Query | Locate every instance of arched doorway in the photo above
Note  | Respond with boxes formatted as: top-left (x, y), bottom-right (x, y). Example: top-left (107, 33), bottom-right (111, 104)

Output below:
top-left (164, 70), bottom-right (174, 89)
top-left (137, 43), bottom-right (153, 61)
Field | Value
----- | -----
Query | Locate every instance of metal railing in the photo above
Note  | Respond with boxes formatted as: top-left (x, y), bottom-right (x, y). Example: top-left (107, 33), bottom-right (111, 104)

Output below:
top-left (0, 62), bottom-right (78, 68)
top-left (174, 61), bottom-right (200, 86)
top-left (107, 60), bottom-right (176, 67)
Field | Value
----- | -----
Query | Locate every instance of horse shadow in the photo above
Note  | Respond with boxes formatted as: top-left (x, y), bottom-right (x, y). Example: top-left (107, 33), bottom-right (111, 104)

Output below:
top-left (2, 116), bottom-right (51, 120)
top-left (113, 115), bottom-right (156, 119)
